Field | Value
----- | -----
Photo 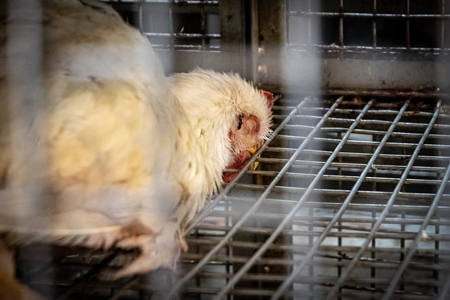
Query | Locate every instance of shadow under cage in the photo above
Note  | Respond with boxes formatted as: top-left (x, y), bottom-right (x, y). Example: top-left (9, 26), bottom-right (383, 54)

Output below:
top-left (6, 0), bottom-right (450, 299)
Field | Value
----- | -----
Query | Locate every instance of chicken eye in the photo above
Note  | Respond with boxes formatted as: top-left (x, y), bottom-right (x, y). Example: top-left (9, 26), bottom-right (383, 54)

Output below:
top-left (237, 116), bottom-right (243, 130)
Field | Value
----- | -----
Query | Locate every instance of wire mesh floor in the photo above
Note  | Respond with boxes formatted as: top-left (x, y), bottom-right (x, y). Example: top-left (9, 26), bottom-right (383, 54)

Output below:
top-left (16, 94), bottom-right (450, 299)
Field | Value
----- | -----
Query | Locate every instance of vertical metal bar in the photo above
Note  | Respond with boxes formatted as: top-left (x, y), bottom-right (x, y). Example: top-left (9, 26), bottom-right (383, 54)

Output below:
top-left (400, 209), bottom-right (405, 292)
top-left (372, 0), bottom-right (377, 49)
top-left (169, 5), bottom-right (175, 51)
top-left (6, 0), bottom-right (48, 218)
top-left (338, 216), bottom-right (343, 281)
top-left (219, 0), bottom-right (245, 73)
top-left (225, 196), bottom-right (233, 300)
top-left (138, 0), bottom-right (144, 33)
top-left (339, 0), bottom-right (344, 60)
top-left (339, 0), bottom-right (344, 48)
top-left (168, 97), bottom-right (324, 298)
top-left (325, 99), bottom-right (442, 300)
top-left (435, 218), bottom-right (440, 295)
top-left (371, 209), bottom-right (376, 293)
top-left (337, 131), bottom-right (343, 190)
top-left (309, 206), bottom-right (314, 297)
top-left (441, 0), bottom-right (446, 50)
top-left (307, 0), bottom-right (312, 45)
top-left (5, 1), bottom-right (53, 296)
top-left (406, 0), bottom-right (410, 48)
top-left (273, 100), bottom-right (410, 299)
top-left (370, 123), bottom-right (379, 296)
top-left (200, 3), bottom-right (206, 50)
top-left (249, 0), bottom-right (259, 83)
top-left (254, 0), bottom-right (285, 88)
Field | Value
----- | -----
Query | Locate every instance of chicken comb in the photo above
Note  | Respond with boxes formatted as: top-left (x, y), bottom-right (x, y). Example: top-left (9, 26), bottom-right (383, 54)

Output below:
top-left (260, 90), bottom-right (274, 109)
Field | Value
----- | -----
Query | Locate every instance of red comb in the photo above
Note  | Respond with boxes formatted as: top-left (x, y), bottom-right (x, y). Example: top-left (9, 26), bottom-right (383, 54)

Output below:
top-left (260, 90), bottom-right (274, 109)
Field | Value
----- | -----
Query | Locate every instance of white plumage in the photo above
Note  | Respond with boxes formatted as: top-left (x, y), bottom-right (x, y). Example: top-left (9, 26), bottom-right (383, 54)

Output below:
top-left (0, 0), bottom-right (272, 288)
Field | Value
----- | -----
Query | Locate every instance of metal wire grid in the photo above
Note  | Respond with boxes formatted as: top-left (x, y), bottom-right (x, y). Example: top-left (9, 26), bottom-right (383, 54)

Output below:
top-left (287, 0), bottom-right (450, 60)
top-left (16, 94), bottom-right (450, 299)
top-left (173, 95), bottom-right (450, 299)
top-left (104, 0), bottom-right (220, 51)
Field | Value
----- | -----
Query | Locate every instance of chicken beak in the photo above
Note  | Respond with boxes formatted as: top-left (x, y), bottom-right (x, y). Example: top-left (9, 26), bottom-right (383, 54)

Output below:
top-left (247, 145), bottom-right (260, 170)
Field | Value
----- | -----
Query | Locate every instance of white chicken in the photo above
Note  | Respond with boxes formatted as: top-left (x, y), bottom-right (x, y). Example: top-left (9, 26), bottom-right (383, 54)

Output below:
top-left (0, 0), bottom-right (272, 292)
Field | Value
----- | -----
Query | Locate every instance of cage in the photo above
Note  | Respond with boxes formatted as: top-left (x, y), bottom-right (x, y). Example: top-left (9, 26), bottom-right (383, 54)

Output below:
top-left (5, 0), bottom-right (450, 299)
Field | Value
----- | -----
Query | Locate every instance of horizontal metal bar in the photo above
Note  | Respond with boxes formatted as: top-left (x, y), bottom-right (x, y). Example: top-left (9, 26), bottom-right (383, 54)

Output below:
top-left (153, 45), bottom-right (220, 51)
top-left (144, 32), bottom-right (220, 39)
top-left (192, 223), bottom-right (447, 241)
top-left (287, 44), bottom-right (450, 54)
top-left (262, 148), bottom-right (450, 162)
top-left (179, 253), bottom-right (450, 275)
top-left (204, 209), bottom-right (450, 227)
top-left (173, 0), bottom-right (219, 4)
top-left (250, 170), bottom-right (442, 186)
top-left (234, 182), bottom-right (448, 196)
top-left (220, 195), bottom-right (450, 213)
top-left (105, 0), bottom-right (219, 4)
top-left (288, 11), bottom-right (450, 19)
top-left (183, 240), bottom-right (450, 258)
top-left (323, 89), bottom-right (446, 98)
top-left (326, 118), bottom-right (439, 129)
top-left (334, 109), bottom-right (435, 117)
top-left (206, 209), bottom-right (450, 227)
top-left (308, 138), bottom-right (450, 151)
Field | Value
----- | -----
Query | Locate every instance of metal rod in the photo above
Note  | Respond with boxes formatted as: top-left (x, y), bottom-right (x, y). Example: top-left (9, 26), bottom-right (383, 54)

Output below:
top-left (339, 0), bottom-right (344, 47)
top-left (144, 32), bottom-right (220, 38)
top-left (324, 99), bottom-right (442, 299)
top-left (406, 0), bottom-right (410, 48)
top-left (287, 11), bottom-right (450, 19)
top-left (138, 0), bottom-right (144, 33)
top-left (373, 0), bottom-right (377, 49)
top-left (200, 3), bottom-right (206, 50)
top-left (307, 0), bottom-right (312, 45)
top-left (441, 0), bottom-right (446, 50)
top-left (168, 5), bottom-right (174, 51)
top-left (286, 44), bottom-right (450, 54)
